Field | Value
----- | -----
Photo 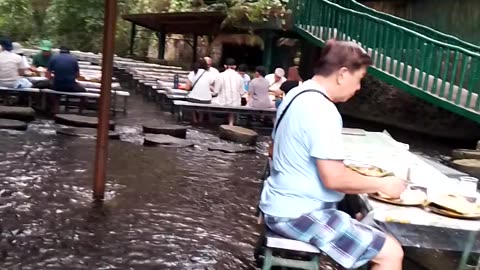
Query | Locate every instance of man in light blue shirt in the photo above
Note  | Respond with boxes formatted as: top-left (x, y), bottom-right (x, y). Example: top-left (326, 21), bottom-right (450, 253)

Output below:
top-left (260, 80), bottom-right (345, 218)
top-left (259, 40), bottom-right (406, 270)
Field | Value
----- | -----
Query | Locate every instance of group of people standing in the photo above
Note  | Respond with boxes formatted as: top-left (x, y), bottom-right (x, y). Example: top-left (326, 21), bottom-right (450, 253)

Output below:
top-left (185, 57), bottom-right (303, 125)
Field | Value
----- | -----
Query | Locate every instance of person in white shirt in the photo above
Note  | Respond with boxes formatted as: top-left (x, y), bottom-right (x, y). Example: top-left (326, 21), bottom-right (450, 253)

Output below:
top-left (237, 64), bottom-right (251, 93)
top-left (213, 58), bottom-right (245, 125)
top-left (265, 67), bottom-right (287, 96)
top-left (0, 39), bottom-right (27, 88)
top-left (12, 42), bottom-right (30, 70)
top-left (204, 56), bottom-right (220, 77)
top-left (185, 58), bottom-right (215, 124)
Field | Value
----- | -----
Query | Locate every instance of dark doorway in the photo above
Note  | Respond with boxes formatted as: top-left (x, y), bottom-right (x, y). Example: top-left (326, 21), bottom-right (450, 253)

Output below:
top-left (220, 44), bottom-right (263, 71)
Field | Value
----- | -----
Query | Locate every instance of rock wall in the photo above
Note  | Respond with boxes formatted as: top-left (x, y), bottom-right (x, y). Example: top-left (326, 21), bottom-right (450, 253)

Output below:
top-left (337, 75), bottom-right (480, 140)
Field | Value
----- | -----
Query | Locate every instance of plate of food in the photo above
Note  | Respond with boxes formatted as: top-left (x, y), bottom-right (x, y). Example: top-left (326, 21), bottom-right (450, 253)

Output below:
top-left (345, 161), bottom-right (394, 178)
top-left (369, 188), bottom-right (428, 206)
top-left (426, 194), bottom-right (480, 220)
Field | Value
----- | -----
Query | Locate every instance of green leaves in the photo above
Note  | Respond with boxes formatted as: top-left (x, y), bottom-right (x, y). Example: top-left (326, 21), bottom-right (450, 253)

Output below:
top-left (0, 0), bottom-right (289, 55)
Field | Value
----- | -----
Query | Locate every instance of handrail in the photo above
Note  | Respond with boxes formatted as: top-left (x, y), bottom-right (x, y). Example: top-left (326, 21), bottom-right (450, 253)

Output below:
top-left (293, 0), bottom-right (480, 119)
top-left (330, 0), bottom-right (480, 53)
top-left (294, 0), bottom-right (480, 57)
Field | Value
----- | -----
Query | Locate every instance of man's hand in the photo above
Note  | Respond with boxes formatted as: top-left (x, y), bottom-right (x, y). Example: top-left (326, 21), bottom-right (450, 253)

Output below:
top-left (378, 176), bottom-right (408, 199)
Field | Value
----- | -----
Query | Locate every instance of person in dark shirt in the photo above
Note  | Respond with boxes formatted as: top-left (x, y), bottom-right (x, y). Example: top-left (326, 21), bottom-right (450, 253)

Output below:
top-left (47, 46), bottom-right (85, 92)
top-left (279, 66), bottom-right (303, 96)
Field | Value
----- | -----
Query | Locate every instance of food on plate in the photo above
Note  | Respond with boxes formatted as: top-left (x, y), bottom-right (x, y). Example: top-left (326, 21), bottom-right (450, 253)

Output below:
top-left (400, 189), bottom-right (427, 204)
top-left (377, 189), bottom-right (427, 204)
top-left (430, 194), bottom-right (480, 215)
top-left (347, 164), bottom-right (392, 177)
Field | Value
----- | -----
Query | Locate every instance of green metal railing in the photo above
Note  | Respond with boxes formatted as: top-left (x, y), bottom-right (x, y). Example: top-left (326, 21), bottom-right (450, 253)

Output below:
top-left (331, 0), bottom-right (480, 54)
top-left (292, 0), bottom-right (480, 122)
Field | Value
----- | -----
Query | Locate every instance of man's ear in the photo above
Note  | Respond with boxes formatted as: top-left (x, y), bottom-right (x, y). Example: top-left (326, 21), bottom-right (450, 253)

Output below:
top-left (336, 67), bottom-right (349, 85)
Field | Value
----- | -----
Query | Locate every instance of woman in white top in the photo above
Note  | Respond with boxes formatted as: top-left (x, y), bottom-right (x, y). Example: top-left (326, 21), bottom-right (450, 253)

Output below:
top-left (185, 58), bottom-right (214, 124)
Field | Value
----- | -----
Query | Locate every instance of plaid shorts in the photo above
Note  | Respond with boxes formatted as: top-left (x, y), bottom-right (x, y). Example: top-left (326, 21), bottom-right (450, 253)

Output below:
top-left (265, 206), bottom-right (386, 269)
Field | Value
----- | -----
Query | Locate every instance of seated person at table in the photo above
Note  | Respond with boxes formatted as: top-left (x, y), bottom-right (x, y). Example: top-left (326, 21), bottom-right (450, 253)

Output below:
top-left (265, 67), bottom-right (286, 96)
top-left (237, 64), bottom-right (251, 92)
top-left (247, 66), bottom-right (273, 109)
top-left (212, 58), bottom-right (245, 126)
top-left (260, 40), bottom-right (405, 270)
top-left (204, 56), bottom-right (220, 77)
top-left (0, 38), bottom-right (28, 88)
top-left (185, 58), bottom-right (215, 123)
top-left (279, 66), bottom-right (303, 96)
top-left (47, 46), bottom-right (85, 92)
top-left (12, 42), bottom-right (30, 71)
top-left (32, 40), bottom-right (54, 70)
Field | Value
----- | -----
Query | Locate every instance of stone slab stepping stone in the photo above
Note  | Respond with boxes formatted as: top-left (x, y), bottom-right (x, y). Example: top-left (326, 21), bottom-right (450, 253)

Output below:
top-left (56, 127), bottom-right (120, 139)
top-left (208, 145), bottom-right (256, 153)
top-left (144, 134), bottom-right (193, 148)
top-left (54, 114), bottom-right (115, 130)
top-left (451, 159), bottom-right (480, 178)
top-left (452, 149), bottom-right (480, 160)
top-left (0, 106), bottom-right (35, 121)
top-left (219, 125), bottom-right (258, 145)
top-left (142, 123), bottom-right (187, 138)
top-left (0, 119), bottom-right (28, 131)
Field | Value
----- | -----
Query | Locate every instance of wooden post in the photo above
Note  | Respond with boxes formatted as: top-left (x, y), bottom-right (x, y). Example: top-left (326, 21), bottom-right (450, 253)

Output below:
top-left (262, 31), bottom-right (274, 73)
top-left (93, 0), bottom-right (117, 200)
top-left (192, 34), bottom-right (198, 62)
top-left (129, 23), bottom-right (136, 56)
top-left (156, 32), bottom-right (166, 60)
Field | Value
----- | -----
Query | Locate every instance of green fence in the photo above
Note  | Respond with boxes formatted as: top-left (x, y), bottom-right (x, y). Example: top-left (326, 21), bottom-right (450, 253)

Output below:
top-left (292, 0), bottom-right (480, 122)
top-left (330, 0), bottom-right (480, 54)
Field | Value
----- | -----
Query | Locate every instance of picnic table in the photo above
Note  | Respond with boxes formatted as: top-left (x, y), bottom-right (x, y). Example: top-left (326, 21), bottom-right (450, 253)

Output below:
top-left (342, 131), bottom-right (480, 269)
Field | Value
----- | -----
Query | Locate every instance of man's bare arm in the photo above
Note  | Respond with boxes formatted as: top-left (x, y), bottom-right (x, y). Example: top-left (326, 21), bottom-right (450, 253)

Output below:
top-left (316, 159), bottom-right (407, 198)
top-left (316, 159), bottom-right (383, 194)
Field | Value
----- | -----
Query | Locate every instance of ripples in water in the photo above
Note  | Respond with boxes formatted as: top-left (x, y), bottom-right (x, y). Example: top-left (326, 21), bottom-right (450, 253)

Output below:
top-left (0, 114), bottom-right (268, 269)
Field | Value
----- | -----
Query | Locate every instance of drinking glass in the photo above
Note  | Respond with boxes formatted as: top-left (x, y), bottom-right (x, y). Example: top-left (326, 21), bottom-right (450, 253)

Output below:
top-left (459, 176), bottom-right (479, 203)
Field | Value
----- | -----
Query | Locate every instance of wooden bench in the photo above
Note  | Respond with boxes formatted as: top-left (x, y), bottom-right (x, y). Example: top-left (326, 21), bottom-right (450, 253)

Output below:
top-left (85, 88), bottom-right (130, 113)
top-left (173, 100), bottom-right (276, 123)
top-left (40, 89), bottom-right (99, 113)
top-left (0, 87), bottom-right (41, 106)
top-left (256, 228), bottom-right (322, 270)
top-left (40, 89), bottom-right (128, 113)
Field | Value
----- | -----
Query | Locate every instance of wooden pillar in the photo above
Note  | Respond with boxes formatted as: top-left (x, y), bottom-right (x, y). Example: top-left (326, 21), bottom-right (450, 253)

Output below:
top-left (93, 0), bottom-right (117, 200)
top-left (262, 31), bottom-right (274, 73)
top-left (156, 32), bottom-right (166, 60)
top-left (129, 23), bottom-right (136, 56)
top-left (192, 34), bottom-right (198, 62)
top-left (207, 35), bottom-right (214, 55)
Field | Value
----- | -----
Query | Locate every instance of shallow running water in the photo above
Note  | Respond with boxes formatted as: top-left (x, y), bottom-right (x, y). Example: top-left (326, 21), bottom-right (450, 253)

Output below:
top-left (0, 93), bottom-right (464, 269)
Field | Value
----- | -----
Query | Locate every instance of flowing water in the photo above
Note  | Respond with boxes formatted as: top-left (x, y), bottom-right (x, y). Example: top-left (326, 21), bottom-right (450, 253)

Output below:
top-left (0, 91), bottom-right (466, 269)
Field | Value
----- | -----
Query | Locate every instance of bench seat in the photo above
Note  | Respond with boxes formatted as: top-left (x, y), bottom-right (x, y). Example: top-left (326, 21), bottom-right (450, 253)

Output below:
top-left (258, 229), bottom-right (322, 270)
top-left (40, 89), bottom-right (128, 113)
top-left (173, 100), bottom-right (276, 123)
top-left (167, 89), bottom-right (189, 96)
top-left (265, 230), bottom-right (320, 254)
top-left (85, 88), bottom-right (130, 97)
top-left (173, 100), bottom-right (276, 113)
top-left (0, 87), bottom-right (40, 93)
top-left (41, 89), bottom-right (100, 98)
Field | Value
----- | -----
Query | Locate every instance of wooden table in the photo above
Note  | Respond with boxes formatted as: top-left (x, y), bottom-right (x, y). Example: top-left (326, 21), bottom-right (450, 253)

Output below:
top-left (342, 130), bottom-right (480, 269)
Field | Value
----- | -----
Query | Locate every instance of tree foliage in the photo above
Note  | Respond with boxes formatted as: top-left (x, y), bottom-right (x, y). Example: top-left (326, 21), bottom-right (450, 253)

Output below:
top-left (0, 0), bottom-right (289, 55)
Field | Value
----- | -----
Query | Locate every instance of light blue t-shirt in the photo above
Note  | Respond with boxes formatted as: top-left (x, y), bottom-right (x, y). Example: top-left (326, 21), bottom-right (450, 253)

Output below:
top-left (259, 80), bottom-right (345, 218)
